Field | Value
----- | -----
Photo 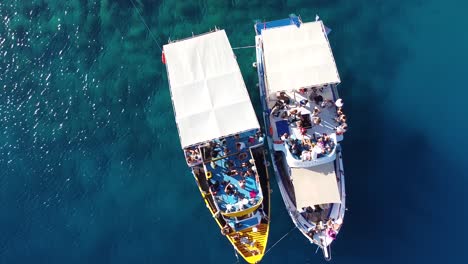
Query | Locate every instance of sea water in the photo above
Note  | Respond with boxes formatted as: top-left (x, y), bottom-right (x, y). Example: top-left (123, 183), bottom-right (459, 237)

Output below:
top-left (1, 0), bottom-right (467, 263)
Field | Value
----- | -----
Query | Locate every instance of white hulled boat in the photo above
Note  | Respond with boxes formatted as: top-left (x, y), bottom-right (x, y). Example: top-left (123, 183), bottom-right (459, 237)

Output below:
top-left (163, 29), bottom-right (271, 263)
top-left (254, 16), bottom-right (347, 260)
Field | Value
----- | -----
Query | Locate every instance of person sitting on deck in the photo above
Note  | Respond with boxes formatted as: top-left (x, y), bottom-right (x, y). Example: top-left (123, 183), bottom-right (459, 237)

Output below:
top-left (236, 142), bottom-right (246, 151)
top-left (288, 109), bottom-right (300, 123)
top-left (300, 99), bottom-right (308, 107)
top-left (225, 160), bottom-right (234, 169)
top-left (276, 91), bottom-right (291, 104)
top-left (337, 107), bottom-right (344, 116)
top-left (291, 141), bottom-right (301, 157)
top-left (312, 106), bottom-right (321, 117)
top-left (312, 94), bottom-right (323, 105)
top-left (226, 169), bottom-right (238, 176)
top-left (336, 123), bottom-right (348, 135)
top-left (244, 168), bottom-right (254, 178)
top-left (221, 224), bottom-right (231, 235)
top-left (321, 99), bottom-right (335, 108)
top-left (335, 114), bottom-right (346, 124)
top-left (225, 182), bottom-right (235, 195)
top-left (209, 180), bottom-right (220, 195)
top-left (239, 179), bottom-right (246, 189)
top-left (301, 150), bottom-right (312, 161)
top-left (313, 116), bottom-right (322, 125)
top-left (300, 114), bottom-right (312, 128)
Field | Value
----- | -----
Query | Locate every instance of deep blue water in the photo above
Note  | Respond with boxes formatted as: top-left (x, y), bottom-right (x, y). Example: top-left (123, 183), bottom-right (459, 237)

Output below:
top-left (1, 1), bottom-right (467, 263)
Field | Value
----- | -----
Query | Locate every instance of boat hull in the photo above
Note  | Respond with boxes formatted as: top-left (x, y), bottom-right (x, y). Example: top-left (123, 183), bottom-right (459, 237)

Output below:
top-left (254, 27), bottom-right (346, 256)
top-left (192, 146), bottom-right (270, 263)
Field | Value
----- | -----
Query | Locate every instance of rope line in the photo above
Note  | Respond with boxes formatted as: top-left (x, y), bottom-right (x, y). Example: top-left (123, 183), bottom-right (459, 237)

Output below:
top-left (232, 45), bottom-right (256, 50)
top-left (233, 247), bottom-right (240, 264)
top-left (264, 226), bottom-right (297, 256)
top-left (129, 0), bottom-right (162, 51)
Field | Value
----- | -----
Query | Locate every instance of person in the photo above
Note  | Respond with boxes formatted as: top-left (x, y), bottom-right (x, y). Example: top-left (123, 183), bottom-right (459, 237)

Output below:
top-left (210, 160), bottom-right (217, 169)
top-left (244, 169), bottom-right (254, 177)
top-left (300, 126), bottom-right (307, 136)
top-left (337, 107), bottom-right (344, 116)
top-left (288, 109), bottom-right (300, 123)
top-left (312, 94), bottom-right (323, 105)
top-left (280, 133), bottom-right (289, 141)
top-left (291, 142), bottom-right (301, 157)
top-left (312, 106), bottom-right (321, 117)
top-left (313, 116), bottom-right (322, 125)
top-left (336, 123), bottom-right (348, 135)
top-left (321, 99), bottom-right (334, 108)
top-left (277, 91), bottom-right (290, 104)
top-left (227, 169), bottom-right (238, 176)
top-left (335, 98), bottom-right (344, 108)
top-left (317, 138), bottom-right (325, 149)
top-left (270, 104), bottom-right (281, 117)
top-left (322, 133), bottom-right (330, 143)
top-left (225, 182), bottom-right (235, 195)
top-left (301, 150), bottom-right (311, 161)
top-left (234, 134), bottom-right (240, 141)
top-left (188, 156), bottom-right (196, 164)
top-left (221, 224), bottom-right (231, 235)
top-left (236, 142), bottom-right (246, 151)
top-left (298, 88), bottom-right (308, 94)
top-left (225, 160), bottom-right (235, 171)
top-left (335, 114), bottom-right (346, 123)
top-left (239, 179), bottom-right (246, 189)
top-left (300, 99), bottom-right (308, 107)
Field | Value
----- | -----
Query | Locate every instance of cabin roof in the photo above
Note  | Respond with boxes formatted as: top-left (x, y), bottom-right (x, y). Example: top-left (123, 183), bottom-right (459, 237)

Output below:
top-left (164, 30), bottom-right (259, 148)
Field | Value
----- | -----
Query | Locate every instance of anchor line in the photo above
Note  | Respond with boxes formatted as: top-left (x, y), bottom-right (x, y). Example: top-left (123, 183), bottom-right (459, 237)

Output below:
top-left (264, 226), bottom-right (297, 256)
top-left (233, 246), bottom-right (240, 264)
top-left (129, 0), bottom-right (162, 51)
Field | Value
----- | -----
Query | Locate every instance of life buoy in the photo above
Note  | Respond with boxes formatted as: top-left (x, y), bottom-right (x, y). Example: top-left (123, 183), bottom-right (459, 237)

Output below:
top-left (269, 126), bottom-right (273, 136)
top-left (238, 152), bottom-right (248, 160)
top-left (206, 171), bottom-right (212, 179)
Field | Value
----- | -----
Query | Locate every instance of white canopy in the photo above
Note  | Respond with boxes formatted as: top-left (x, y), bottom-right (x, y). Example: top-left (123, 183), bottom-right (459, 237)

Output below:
top-left (262, 21), bottom-right (340, 95)
top-left (291, 162), bottom-right (341, 209)
top-left (164, 30), bottom-right (259, 148)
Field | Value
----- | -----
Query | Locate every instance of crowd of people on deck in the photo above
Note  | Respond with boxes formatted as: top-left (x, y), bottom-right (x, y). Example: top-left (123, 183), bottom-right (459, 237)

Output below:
top-left (334, 98), bottom-right (348, 135)
top-left (281, 132), bottom-right (335, 160)
top-left (204, 133), bottom-right (262, 209)
top-left (301, 205), bottom-right (342, 242)
top-left (271, 88), bottom-right (349, 137)
top-left (184, 148), bottom-right (201, 165)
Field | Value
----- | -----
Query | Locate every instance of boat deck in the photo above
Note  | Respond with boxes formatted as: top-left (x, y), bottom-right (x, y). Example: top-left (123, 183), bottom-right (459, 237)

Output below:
top-left (192, 144), bottom-right (271, 263)
top-left (269, 86), bottom-right (338, 142)
top-left (201, 131), bottom-right (263, 213)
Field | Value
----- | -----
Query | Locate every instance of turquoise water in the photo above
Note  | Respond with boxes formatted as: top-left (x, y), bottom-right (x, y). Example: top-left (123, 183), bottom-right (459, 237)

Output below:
top-left (1, 0), bottom-right (467, 263)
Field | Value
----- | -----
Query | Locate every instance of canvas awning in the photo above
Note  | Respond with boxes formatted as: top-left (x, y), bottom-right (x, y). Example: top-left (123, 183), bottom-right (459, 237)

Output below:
top-left (164, 30), bottom-right (259, 148)
top-left (261, 21), bottom-right (340, 95)
top-left (291, 162), bottom-right (341, 209)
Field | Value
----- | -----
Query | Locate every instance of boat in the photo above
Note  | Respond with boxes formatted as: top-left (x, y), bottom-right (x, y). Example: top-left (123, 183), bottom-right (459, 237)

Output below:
top-left (254, 15), bottom-right (347, 260)
top-left (163, 29), bottom-right (270, 263)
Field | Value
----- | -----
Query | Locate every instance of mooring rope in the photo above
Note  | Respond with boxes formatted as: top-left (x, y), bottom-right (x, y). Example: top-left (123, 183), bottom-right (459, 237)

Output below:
top-left (129, 0), bottom-right (162, 51)
top-left (232, 45), bottom-right (256, 50)
top-left (264, 226), bottom-right (297, 256)
top-left (233, 246), bottom-right (240, 264)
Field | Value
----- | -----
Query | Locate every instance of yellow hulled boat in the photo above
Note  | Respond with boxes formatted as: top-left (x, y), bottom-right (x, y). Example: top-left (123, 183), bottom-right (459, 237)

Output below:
top-left (163, 29), bottom-right (270, 263)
